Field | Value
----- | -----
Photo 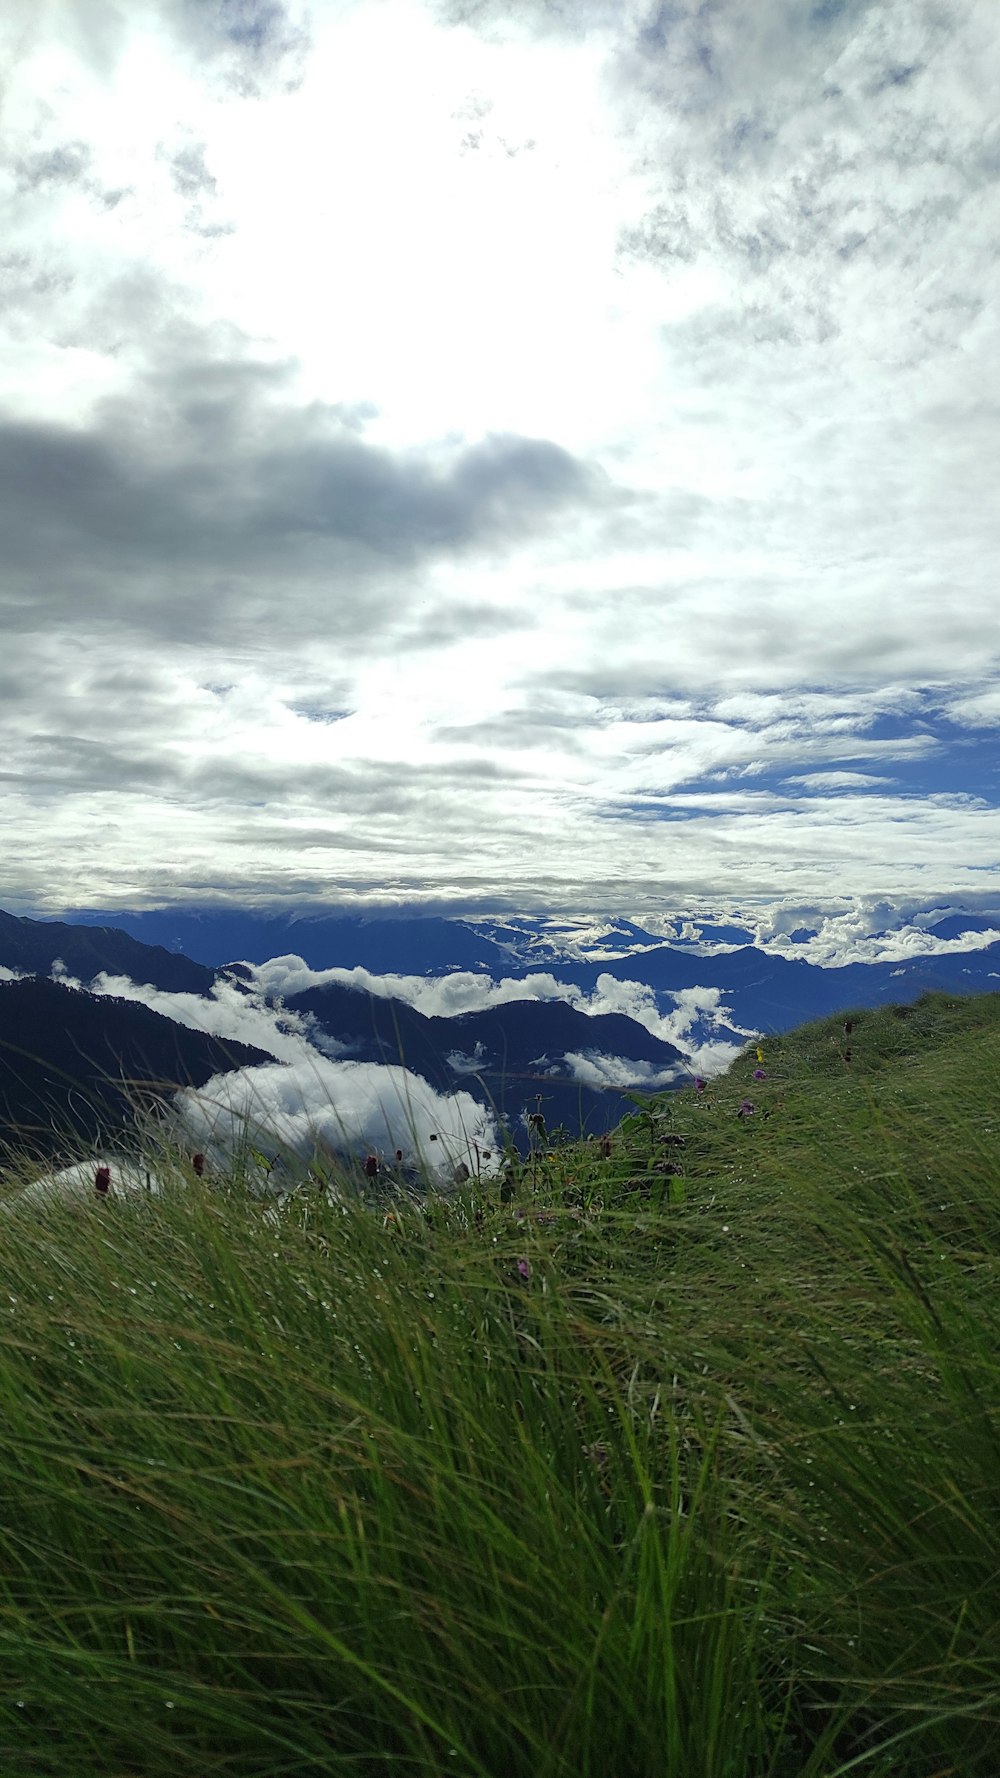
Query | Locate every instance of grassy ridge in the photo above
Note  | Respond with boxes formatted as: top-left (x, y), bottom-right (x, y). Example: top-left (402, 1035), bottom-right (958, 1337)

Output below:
top-left (1, 990), bottom-right (998, 1775)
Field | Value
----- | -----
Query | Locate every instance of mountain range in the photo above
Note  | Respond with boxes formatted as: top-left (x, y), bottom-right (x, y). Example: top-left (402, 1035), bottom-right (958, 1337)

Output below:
top-left (3, 902), bottom-right (1000, 1167)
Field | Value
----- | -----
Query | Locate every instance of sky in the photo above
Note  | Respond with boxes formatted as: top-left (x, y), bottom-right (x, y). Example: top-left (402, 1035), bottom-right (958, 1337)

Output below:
top-left (3, 0), bottom-right (1000, 924)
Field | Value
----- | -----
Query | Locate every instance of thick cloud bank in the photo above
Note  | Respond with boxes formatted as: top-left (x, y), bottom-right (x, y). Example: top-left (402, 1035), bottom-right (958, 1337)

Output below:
top-left (744, 907), bottom-right (1000, 968)
top-left (175, 1058), bottom-right (500, 1178)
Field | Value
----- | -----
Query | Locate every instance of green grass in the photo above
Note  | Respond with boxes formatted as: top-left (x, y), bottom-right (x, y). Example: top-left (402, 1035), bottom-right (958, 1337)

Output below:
top-left (1, 989), bottom-right (999, 1775)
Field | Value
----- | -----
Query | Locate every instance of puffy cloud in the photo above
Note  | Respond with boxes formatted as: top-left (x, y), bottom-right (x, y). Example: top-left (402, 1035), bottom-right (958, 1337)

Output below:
top-left (80, 969), bottom-right (344, 1062)
top-left (175, 1057), bottom-right (500, 1177)
top-left (66, 947), bottom-right (756, 1084)
top-left (750, 908), bottom-right (1000, 968)
top-left (445, 1042), bottom-right (488, 1074)
top-left (562, 1051), bottom-right (683, 1092)
top-left (582, 975), bottom-right (753, 1075)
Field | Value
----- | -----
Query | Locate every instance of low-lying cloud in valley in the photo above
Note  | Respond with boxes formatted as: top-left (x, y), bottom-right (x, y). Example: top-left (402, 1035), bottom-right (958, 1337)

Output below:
top-left (175, 1058), bottom-right (499, 1179)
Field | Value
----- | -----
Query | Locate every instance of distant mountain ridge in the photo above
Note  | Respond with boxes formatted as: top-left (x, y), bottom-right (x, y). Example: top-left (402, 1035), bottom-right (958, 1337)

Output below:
top-left (0, 907), bottom-right (215, 995)
top-left (5, 902), bottom-right (1000, 1164)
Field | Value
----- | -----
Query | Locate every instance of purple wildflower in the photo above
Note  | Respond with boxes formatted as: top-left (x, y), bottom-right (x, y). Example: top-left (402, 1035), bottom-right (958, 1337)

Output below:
top-left (694, 1077), bottom-right (707, 1093)
top-left (517, 1258), bottom-right (531, 1281)
top-left (738, 1099), bottom-right (755, 1118)
top-left (753, 1067), bottom-right (767, 1081)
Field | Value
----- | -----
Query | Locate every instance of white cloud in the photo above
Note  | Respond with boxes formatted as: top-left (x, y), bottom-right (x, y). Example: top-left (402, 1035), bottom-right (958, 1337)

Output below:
top-left (783, 771), bottom-right (895, 791)
top-left (584, 976), bottom-right (754, 1075)
top-left (742, 901), bottom-right (1000, 966)
top-left (562, 1051), bottom-right (684, 1092)
top-left (445, 1042), bottom-right (488, 1074)
top-left (175, 1057), bottom-right (500, 1178)
top-left (8, 1155), bottom-right (168, 1210)
top-left (248, 955), bottom-right (581, 1016)
top-left (2, 0), bottom-right (1000, 916)
top-left (50, 967), bottom-right (338, 1064)
top-left (944, 689), bottom-right (1000, 728)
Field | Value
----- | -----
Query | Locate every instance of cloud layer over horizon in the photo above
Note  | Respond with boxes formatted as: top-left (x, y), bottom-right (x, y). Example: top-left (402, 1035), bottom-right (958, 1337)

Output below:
top-left (2, 0), bottom-right (999, 918)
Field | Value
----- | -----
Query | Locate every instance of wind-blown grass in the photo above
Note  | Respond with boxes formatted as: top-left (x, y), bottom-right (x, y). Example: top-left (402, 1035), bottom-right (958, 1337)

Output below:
top-left (0, 990), bottom-right (998, 1775)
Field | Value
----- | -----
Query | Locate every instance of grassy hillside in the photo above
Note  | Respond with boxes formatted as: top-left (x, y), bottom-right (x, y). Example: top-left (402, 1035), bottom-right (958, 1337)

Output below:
top-left (1, 990), bottom-right (998, 1776)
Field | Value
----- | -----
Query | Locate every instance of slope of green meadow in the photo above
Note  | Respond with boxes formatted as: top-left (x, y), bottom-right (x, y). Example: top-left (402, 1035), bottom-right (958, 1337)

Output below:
top-left (1, 990), bottom-right (998, 1776)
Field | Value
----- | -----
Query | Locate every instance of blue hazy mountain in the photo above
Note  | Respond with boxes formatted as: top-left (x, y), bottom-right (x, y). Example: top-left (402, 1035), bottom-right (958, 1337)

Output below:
top-left (924, 913), bottom-right (1000, 941)
top-left (0, 907), bottom-right (216, 994)
top-left (58, 908), bottom-right (509, 973)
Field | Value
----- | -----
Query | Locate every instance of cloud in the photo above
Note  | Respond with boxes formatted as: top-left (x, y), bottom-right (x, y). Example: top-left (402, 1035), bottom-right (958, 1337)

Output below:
top-left (5, 1154), bottom-right (169, 1210)
top-left (783, 771), bottom-right (895, 791)
top-left (16, 958), bottom-right (502, 1175)
top-left (87, 974), bottom-right (295, 1055)
top-left (3, 0), bottom-right (1000, 917)
top-left (747, 905), bottom-right (1000, 968)
top-left (562, 1050), bottom-right (684, 1092)
top-left (945, 688), bottom-right (1000, 728)
top-left (157, 0), bottom-right (313, 95)
top-left (248, 955), bottom-right (582, 1016)
top-left (160, 139), bottom-right (218, 201)
top-left (13, 142), bottom-right (93, 193)
top-left (46, 965), bottom-right (359, 1065)
top-left (0, 362), bottom-right (606, 635)
top-left (175, 1056), bottom-right (500, 1176)
top-left (446, 1042), bottom-right (488, 1074)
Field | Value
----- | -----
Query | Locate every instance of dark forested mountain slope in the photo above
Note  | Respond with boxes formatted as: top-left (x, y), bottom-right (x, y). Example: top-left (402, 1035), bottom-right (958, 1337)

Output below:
top-left (0, 977), bottom-right (274, 1162)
